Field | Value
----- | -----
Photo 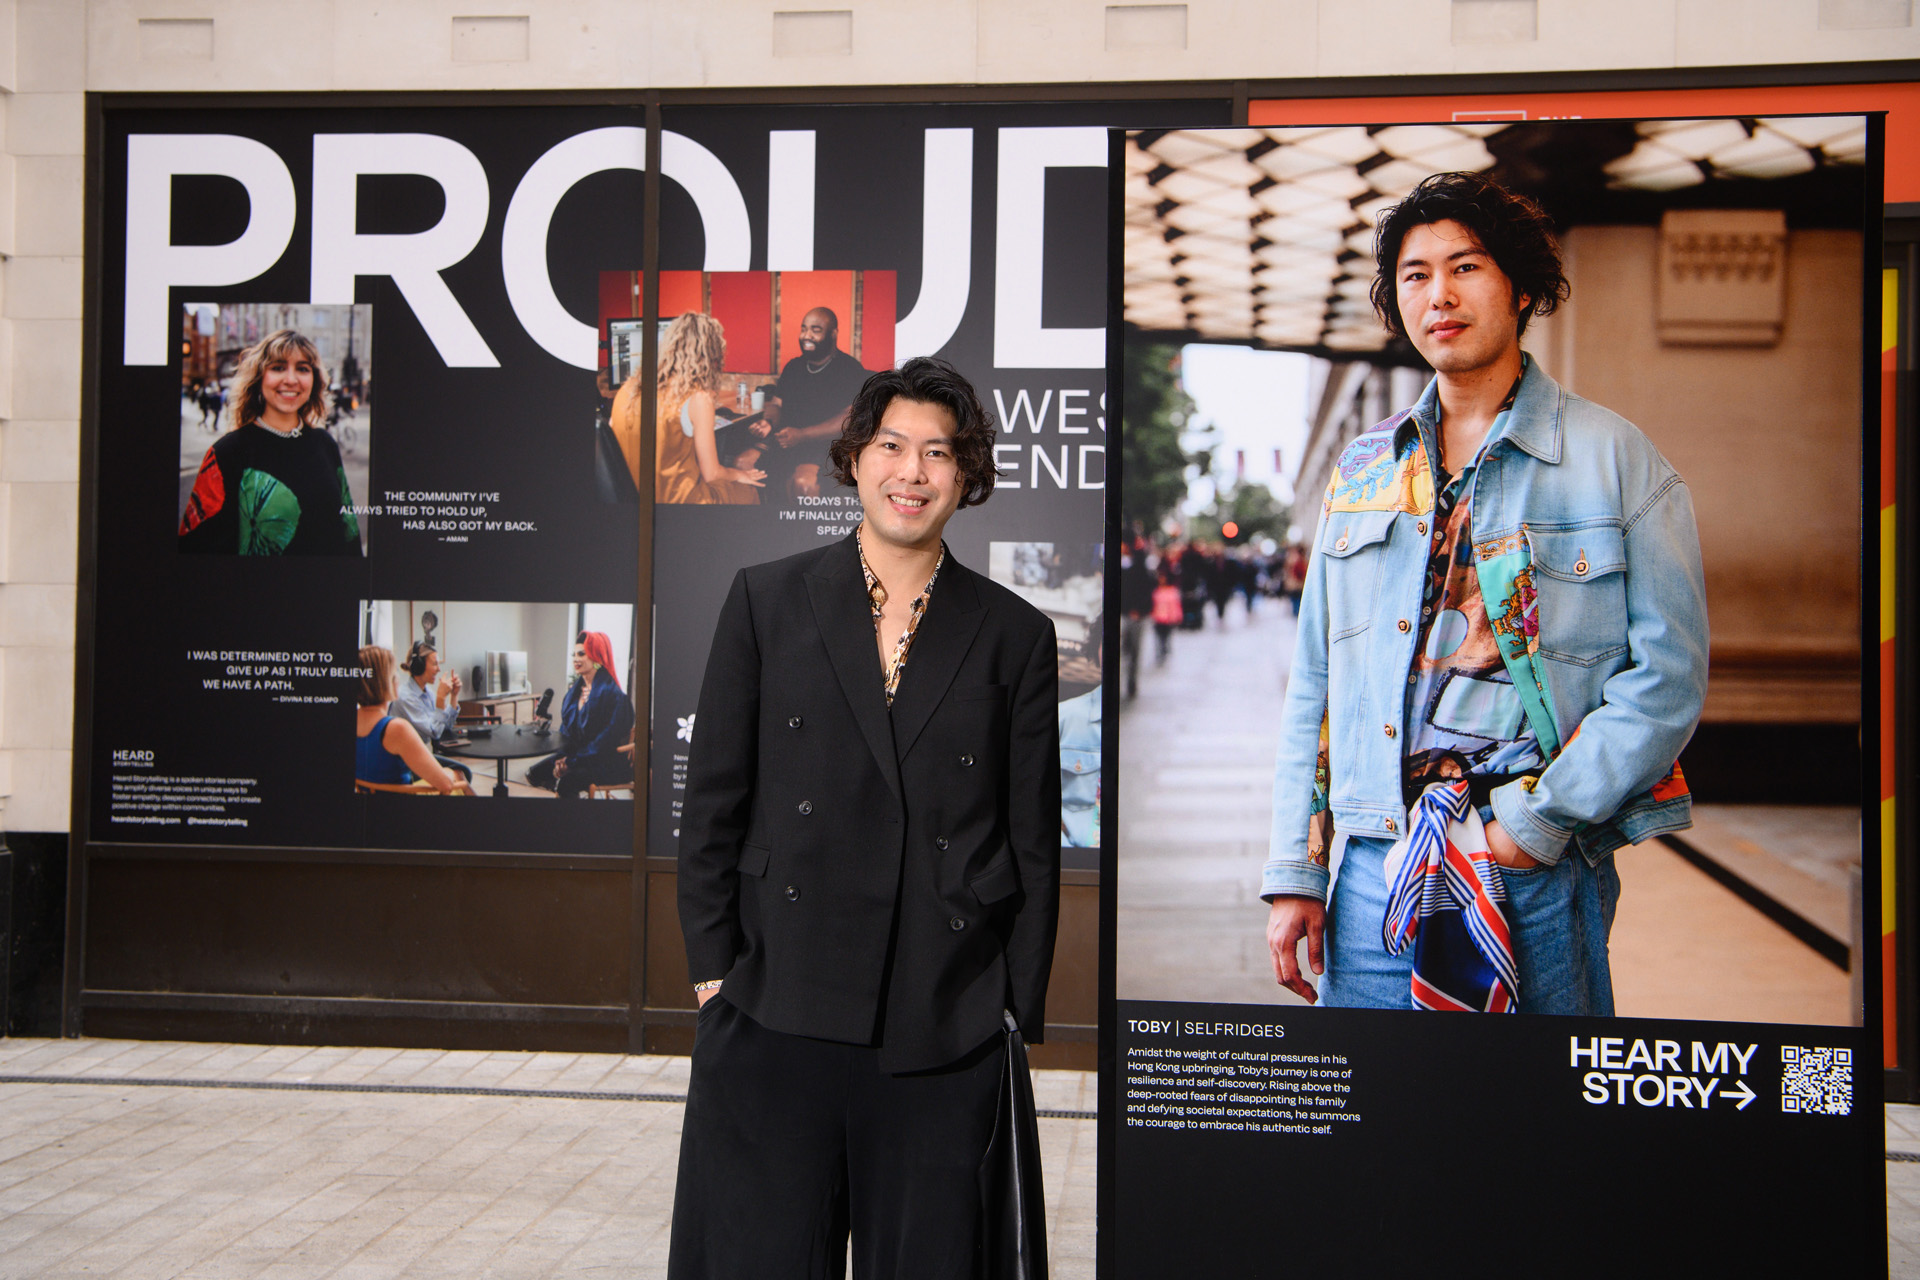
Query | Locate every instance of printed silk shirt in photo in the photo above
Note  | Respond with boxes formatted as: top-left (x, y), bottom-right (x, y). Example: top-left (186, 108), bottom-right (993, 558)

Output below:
top-left (858, 526), bottom-right (945, 706)
top-left (1403, 383), bottom-right (1547, 802)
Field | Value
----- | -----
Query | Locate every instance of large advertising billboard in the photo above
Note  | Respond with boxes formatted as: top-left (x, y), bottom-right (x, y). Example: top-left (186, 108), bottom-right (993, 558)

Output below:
top-left (77, 95), bottom-right (1229, 1064)
top-left (1110, 112), bottom-right (1883, 1271)
top-left (85, 98), bottom-right (1226, 866)
top-left (78, 81), bottom-right (1897, 1272)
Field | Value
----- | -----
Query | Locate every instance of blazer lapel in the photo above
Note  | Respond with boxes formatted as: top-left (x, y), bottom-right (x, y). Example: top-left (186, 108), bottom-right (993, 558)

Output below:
top-left (887, 560), bottom-right (985, 761)
top-left (806, 536), bottom-right (904, 804)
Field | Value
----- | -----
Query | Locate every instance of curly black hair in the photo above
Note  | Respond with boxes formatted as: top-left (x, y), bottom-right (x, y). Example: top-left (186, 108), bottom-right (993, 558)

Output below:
top-left (828, 357), bottom-right (1001, 509)
top-left (1370, 171), bottom-right (1569, 340)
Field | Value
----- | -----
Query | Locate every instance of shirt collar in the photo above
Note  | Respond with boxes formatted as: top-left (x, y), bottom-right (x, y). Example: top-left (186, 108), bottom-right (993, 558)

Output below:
top-left (1402, 353), bottom-right (1537, 474)
top-left (1401, 353), bottom-right (1564, 464)
top-left (856, 524), bottom-right (945, 610)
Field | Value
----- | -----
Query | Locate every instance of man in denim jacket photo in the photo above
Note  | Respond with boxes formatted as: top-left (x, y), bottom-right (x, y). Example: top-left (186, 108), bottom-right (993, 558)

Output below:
top-left (1264, 171), bottom-right (1708, 1014)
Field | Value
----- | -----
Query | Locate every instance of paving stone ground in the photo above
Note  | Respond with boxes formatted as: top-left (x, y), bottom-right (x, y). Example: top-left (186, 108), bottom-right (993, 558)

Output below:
top-left (0, 1038), bottom-right (1095, 1279)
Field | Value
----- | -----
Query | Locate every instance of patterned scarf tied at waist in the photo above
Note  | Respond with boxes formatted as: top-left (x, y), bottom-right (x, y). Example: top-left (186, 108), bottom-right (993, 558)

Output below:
top-left (1381, 780), bottom-right (1520, 1013)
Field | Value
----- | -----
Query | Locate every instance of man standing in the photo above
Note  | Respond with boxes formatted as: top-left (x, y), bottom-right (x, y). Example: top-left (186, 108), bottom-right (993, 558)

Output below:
top-left (391, 642), bottom-right (471, 783)
top-left (1265, 172), bottom-right (1707, 1015)
top-left (760, 306), bottom-right (869, 499)
top-left (671, 357), bottom-right (1060, 1277)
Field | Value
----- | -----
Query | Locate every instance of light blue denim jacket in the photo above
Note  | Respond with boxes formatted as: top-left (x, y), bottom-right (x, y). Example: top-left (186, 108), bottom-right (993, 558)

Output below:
top-left (1263, 360), bottom-right (1708, 902)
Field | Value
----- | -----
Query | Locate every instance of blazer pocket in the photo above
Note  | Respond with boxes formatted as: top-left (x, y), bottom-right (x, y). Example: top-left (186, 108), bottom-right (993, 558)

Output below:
top-left (954, 684), bottom-right (1009, 703)
top-left (738, 843), bottom-right (771, 878)
top-left (969, 855), bottom-right (1022, 905)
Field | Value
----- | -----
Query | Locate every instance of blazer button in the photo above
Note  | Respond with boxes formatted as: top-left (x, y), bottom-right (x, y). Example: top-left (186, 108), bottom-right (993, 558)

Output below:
top-left (1383, 724), bottom-right (1395, 739)
top-left (798, 800), bottom-right (812, 816)
top-left (1334, 536), bottom-right (1349, 551)
top-left (1385, 818), bottom-right (1397, 833)
top-left (935, 837), bottom-right (950, 850)
top-left (950, 916), bottom-right (967, 931)
top-left (960, 753), bottom-right (974, 767)
top-left (1417, 521), bottom-right (1428, 535)
top-left (788, 716), bottom-right (803, 729)
top-left (786, 885), bottom-right (800, 901)
top-left (1396, 619), bottom-right (1410, 633)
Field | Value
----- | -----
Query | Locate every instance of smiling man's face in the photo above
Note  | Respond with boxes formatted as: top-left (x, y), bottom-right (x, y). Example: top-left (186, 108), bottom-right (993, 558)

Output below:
top-left (797, 309), bottom-right (836, 357)
top-left (1394, 219), bottom-right (1528, 376)
top-left (851, 398), bottom-right (963, 555)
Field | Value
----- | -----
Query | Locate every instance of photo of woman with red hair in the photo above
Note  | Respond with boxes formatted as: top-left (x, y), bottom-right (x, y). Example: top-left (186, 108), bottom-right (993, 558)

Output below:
top-left (526, 630), bottom-right (635, 798)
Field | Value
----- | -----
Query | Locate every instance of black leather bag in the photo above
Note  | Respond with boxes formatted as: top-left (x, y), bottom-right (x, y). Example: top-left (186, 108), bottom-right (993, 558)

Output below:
top-left (979, 1012), bottom-right (1049, 1280)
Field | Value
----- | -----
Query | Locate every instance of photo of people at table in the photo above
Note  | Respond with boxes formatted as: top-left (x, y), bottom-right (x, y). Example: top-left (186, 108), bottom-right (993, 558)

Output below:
top-left (177, 301), bottom-right (372, 555)
top-left (596, 270), bottom-right (896, 505)
top-left (355, 599), bottom-right (637, 799)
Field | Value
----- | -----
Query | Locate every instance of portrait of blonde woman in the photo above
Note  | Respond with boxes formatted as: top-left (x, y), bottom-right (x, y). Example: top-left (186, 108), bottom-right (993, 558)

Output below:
top-left (178, 328), bottom-right (363, 555)
top-left (611, 312), bottom-right (766, 505)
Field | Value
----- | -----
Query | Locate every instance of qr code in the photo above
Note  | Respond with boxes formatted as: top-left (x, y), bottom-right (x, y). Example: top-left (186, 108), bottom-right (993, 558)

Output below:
top-left (1781, 1046), bottom-right (1853, 1116)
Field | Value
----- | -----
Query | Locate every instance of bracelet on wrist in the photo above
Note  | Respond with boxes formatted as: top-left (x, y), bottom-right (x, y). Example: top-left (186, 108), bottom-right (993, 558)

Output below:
top-left (693, 979), bottom-right (724, 992)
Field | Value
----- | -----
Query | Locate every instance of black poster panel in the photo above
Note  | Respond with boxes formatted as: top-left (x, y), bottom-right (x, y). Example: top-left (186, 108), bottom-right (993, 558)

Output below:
top-left (1110, 115), bottom-right (1884, 1272)
top-left (646, 100), bottom-right (1230, 868)
top-left (91, 104), bottom-right (645, 854)
top-left (1114, 1002), bottom-right (1875, 1274)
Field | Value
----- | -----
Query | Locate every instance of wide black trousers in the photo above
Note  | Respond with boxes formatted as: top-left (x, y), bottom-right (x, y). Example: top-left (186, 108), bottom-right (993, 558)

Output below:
top-left (667, 996), bottom-right (1006, 1280)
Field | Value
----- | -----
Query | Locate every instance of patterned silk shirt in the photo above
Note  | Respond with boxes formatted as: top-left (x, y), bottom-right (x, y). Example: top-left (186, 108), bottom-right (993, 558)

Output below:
top-left (857, 526), bottom-right (945, 706)
top-left (1403, 372), bottom-right (1546, 801)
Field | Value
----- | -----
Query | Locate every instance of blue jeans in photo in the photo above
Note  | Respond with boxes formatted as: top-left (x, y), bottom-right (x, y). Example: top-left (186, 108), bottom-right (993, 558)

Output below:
top-left (1318, 832), bottom-right (1620, 1014)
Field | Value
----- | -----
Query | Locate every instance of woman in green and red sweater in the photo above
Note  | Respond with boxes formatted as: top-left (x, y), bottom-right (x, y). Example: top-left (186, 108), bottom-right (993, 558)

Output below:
top-left (179, 328), bottom-right (362, 556)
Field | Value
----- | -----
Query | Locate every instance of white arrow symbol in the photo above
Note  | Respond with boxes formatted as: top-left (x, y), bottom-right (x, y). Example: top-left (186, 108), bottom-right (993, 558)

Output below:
top-left (1724, 1080), bottom-right (1756, 1111)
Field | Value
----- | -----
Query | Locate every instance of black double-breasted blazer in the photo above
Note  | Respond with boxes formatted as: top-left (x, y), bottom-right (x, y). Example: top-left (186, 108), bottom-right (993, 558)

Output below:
top-left (677, 531), bottom-right (1061, 1073)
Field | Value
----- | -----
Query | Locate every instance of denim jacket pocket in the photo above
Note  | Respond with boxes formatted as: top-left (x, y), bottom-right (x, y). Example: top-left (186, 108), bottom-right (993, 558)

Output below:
top-left (1323, 511), bottom-right (1396, 643)
top-left (1530, 522), bottom-right (1629, 667)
